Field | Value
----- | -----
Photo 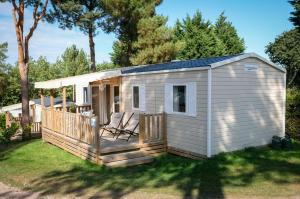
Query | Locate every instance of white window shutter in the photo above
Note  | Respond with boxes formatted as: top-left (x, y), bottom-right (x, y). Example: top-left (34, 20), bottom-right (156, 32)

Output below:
top-left (164, 83), bottom-right (173, 113)
top-left (140, 84), bottom-right (146, 111)
top-left (188, 82), bottom-right (197, 116)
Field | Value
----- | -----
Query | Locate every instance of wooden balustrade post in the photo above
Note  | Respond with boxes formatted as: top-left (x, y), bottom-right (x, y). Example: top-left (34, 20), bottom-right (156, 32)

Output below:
top-left (139, 113), bottom-right (145, 145)
top-left (62, 87), bottom-right (67, 135)
top-left (50, 89), bottom-right (55, 130)
top-left (93, 116), bottom-right (100, 164)
top-left (40, 89), bottom-right (45, 108)
top-left (5, 112), bottom-right (10, 128)
top-left (31, 104), bottom-right (36, 123)
top-left (162, 112), bottom-right (167, 152)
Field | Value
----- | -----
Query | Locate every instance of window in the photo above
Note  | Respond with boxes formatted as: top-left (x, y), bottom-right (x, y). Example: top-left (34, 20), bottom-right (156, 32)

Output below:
top-left (165, 82), bottom-right (197, 116)
top-left (113, 86), bottom-right (120, 113)
top-left (133, 86), bottom-right (139, 109)
top-left (131, 85), bottom-right (145, 111)
top-left (173, 85), bottom-right (186, 113)
top-left (83, 87), bottom-right (88, 103)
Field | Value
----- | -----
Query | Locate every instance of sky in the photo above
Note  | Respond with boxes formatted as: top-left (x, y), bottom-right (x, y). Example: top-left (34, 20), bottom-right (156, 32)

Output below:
top-left (0, 0), bottom-right (294, 65)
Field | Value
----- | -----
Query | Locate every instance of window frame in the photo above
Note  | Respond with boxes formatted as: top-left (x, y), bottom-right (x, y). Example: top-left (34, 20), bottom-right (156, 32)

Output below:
top-left (83, 87), bottom-right (89, 103)
top-left (171, 83), bottom-right (189, 115)
top-left (113, 85), bottom-right (120, 113)
top-left (132, 85), bottom-right (140, 110)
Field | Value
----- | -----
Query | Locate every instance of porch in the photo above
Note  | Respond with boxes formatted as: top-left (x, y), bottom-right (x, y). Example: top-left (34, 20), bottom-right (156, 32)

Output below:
top-left (42, 108), bottom-right (167, 167)
top-left (35, 72), bottom-right (167, 167)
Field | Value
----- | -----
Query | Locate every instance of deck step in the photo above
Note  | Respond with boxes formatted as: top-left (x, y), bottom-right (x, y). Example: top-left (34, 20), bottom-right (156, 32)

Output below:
top-left (101, 150), bottom-right (148, 163)
top-left (104, 156), bottom-right (153, 167)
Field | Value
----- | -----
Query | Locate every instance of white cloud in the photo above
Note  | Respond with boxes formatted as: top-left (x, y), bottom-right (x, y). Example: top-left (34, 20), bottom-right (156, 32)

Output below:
top-left (0, 2), bottom-right (115, 64)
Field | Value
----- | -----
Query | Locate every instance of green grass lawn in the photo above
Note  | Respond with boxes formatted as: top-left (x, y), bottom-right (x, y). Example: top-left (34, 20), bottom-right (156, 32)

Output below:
top-left (1, 139), bottom-right (300, 198)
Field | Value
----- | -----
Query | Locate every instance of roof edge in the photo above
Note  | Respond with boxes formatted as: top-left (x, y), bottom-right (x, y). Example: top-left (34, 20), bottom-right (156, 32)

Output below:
top-left (210, 53), bottom-right (286, 73)
top-left (121, 66), bottom-right (210, 76)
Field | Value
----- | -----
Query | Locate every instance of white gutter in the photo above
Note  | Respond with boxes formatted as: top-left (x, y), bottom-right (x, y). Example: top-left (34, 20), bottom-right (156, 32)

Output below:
top-left (207, 68), bottom-right (212, 158)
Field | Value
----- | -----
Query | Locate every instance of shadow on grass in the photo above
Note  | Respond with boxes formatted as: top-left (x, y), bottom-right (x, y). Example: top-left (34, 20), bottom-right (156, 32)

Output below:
top-left (25, 143), bottom-right (300, 199)
top-left (0, 140), bottom-right (37, 161)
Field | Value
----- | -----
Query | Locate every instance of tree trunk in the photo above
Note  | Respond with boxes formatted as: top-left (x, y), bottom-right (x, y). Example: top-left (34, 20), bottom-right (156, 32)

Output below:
top-left (88, 28), bottom-right (96, 72)
top-left (18, 61), bottom-right (30, 138)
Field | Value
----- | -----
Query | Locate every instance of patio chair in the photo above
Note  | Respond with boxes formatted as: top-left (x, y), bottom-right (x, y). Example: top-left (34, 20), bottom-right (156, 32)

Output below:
top-left (116, 114), bottom-right (139, 141)
top-left (100, 112), bottom-right (125, 137)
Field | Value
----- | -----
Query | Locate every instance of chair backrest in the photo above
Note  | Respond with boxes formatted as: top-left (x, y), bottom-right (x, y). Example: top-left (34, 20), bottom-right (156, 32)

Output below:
top-left (109, 112), bottom-right (124, 128)
top-left (124, 116), bottom-right (139, 133)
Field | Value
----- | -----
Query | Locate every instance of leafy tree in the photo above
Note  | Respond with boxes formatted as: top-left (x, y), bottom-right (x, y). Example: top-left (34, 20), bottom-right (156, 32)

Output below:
top-left (0, 42), bottom-right (8, 100)
top-left (102, 0), bottom-right (162, 66)
top-left (46, 0), bottom-right (104, 72)
top-left (265, 29), bottom-right (300, 87)
top-left (96, 61), bottom-right (117, 71)
top-left (290, 0), bottom-right (300, 31)
top-left (131, 15), bottom-right (182, 65)
top-left (174, 11), bottom-right (226, 60)
top-left (1, 66), bottom-right (21, 107)
top-left (54, 45), bottom-right (90, 78)
top-left (214, 12), bottom-right (245, 55)
top-left (28, 56), bottom-right (55, 99)
top-left (0, 0), bottom-right (49, 132)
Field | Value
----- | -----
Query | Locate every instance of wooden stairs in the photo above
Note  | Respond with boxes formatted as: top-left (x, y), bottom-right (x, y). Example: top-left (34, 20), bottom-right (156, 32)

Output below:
top-left (100, 142), bottom-right (166, 167)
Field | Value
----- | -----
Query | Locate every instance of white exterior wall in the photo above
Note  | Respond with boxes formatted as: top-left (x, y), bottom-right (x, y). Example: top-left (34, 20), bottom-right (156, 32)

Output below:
top-left (121, 70), bottom-right (208, 155)
top-left (211, 58), bottom-right (286, 155)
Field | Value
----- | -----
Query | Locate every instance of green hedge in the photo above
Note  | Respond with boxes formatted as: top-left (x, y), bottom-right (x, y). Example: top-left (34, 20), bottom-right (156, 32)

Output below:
top-left (286, 87), bottom-right (300, 140)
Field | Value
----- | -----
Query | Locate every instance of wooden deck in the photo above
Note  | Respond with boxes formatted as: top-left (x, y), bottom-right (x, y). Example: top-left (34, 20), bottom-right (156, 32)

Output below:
top-left (41, 109), bottom-right (167, 167)
top-left (100, 131), bottom-right (139, 154)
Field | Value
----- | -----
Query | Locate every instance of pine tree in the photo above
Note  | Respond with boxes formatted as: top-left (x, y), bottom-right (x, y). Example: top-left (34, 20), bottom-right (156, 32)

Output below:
top-left (290, 0), bottom-right (300, 31)
top-left (102, 0), bottom-right (162, 66)
top-left (174, 11), bottom-right (226, 60)
top-left (46, 0), bottom-right (104, 72)
top-left (1, 0), bottom-right (49, 132)
top-left (130, 16), bottom-right (183, 65)
top-left (214, 12), bottom-right (245, 55)
top-left (54, 45), bottom-right (90, 77)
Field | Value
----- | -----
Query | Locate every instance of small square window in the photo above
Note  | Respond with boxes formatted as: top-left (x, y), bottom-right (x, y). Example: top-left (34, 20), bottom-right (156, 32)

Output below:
top-left (173, 85), bottom-right (186, 113)
top-left (133, 86), bottom-right (139, 109)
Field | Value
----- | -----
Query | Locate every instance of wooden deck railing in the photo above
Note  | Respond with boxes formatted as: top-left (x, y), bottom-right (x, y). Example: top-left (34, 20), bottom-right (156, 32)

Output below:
top-left (54, 104), bottom-right (91, 113)
top-left (42, 108), bottom-right (99, 146)
top-left (139, 112), bottom-right (167, 144)
top-left (31, 122), bottom-right (41, 133)
top-left (5, 112), bottom-right (41, 133)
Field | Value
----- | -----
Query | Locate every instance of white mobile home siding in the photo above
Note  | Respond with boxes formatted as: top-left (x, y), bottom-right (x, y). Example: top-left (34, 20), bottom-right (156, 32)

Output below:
top-left (121, 70), bottom-right (208, 155)
top-left (211, 58), bottom-right (285, 155)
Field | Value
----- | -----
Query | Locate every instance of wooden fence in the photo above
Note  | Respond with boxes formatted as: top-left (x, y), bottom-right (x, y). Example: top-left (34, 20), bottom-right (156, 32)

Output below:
top-left (139, 113), bottom-right (166, 143)
top-left (42, 108), bottom-right (99, 146)
top-left (5, 112), bottom-right (41, 134)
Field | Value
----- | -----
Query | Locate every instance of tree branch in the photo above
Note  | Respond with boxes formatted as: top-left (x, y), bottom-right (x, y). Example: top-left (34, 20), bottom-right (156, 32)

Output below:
top-left (33, 0), bottom-right (41, 20)
top-left (288, 68), bottom-right (299, 86)
top-left (24, 0), bottom-right (49, 62)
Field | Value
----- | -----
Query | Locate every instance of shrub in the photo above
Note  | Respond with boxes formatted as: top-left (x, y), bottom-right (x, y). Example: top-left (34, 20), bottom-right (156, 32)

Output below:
top-left (0, 123), bottom-right (19, 144)
top-left (271, 135), bottom-right (293, 150)
top-left (0, 113), bottom-right (6, 130)
top-left (69, 103), bottom-right (76, 113)
top-left (286, 87), bottom-right (300, 140)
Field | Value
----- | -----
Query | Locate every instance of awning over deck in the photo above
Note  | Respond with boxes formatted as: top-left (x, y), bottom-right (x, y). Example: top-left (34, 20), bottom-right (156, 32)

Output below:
top-left (34, 69), bottom-right (121, 89)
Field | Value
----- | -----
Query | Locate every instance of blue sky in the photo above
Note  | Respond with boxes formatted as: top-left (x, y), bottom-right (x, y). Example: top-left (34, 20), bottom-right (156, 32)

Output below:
top-left (0, 0), bottom-right (294, 65)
